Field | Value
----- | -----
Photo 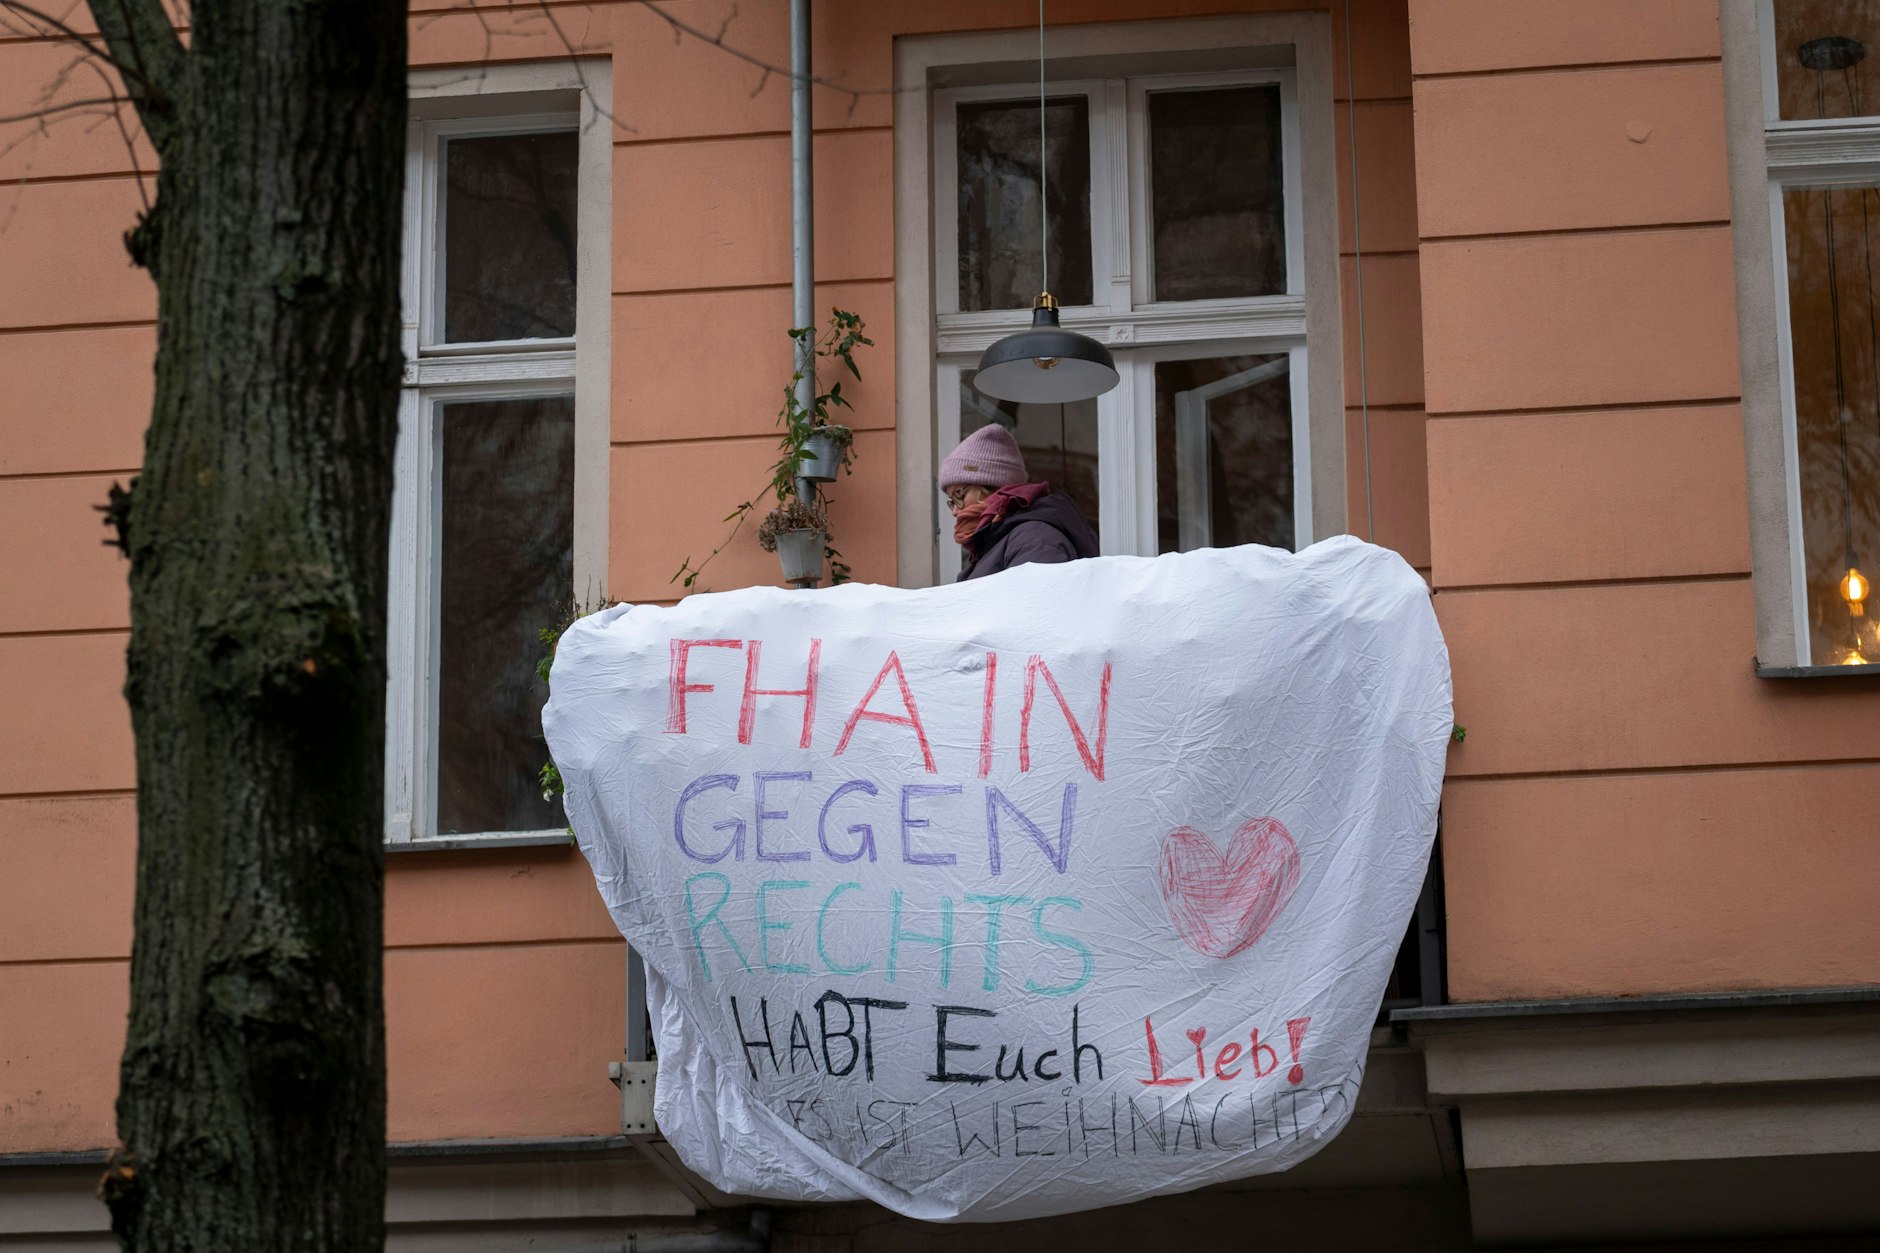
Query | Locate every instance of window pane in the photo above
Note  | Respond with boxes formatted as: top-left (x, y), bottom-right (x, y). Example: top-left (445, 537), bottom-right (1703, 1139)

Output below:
top-left (1772, 2), bottom-right (1880, 122)
top-left (436, 395), bottom-right (574, 834)
top-left (956, 96), bottom-right (1093, 311)
top-left (1149, 86), bottom-right (1286, 301)
top-left (1781, 185), bottom-right (1880, 665)
top-left (1155, 354), bottom-right (1293, 553)
top-left (959, 375), bottom-right (1099, 527)
top-left (443, 131), bottom-right (579, 343)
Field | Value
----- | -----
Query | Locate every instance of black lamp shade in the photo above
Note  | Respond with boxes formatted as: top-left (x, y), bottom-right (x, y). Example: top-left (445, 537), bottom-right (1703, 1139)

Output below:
top-left (974, 302), bottom-right (1119, 404)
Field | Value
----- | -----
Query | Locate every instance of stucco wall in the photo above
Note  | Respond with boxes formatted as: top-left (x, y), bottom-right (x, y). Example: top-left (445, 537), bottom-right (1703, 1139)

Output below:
top-left (1411, 0), bottom-right (1880, 1000)
top-left (1, 0), bottom-right (1414, 1154)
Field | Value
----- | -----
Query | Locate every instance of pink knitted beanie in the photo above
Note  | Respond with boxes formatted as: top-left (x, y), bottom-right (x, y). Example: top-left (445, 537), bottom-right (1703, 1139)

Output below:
top-left (938, 423), bottom-right (1029, 490)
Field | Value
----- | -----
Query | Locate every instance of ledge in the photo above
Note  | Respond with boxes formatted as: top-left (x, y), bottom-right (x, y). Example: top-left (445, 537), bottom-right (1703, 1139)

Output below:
top-left (387, 1134), bottom-right (633, 1159)
top-left (1392, 985), bottom-right (1880, 1026)
top-left (1753, 658), bottom-right (1880, 679)
top-left (1, 1136), bottom-right (635, 1171)
top-left (0, 1149), bottom-right (108, 1169)
top-left (386, 831), bottom-right (576, 854)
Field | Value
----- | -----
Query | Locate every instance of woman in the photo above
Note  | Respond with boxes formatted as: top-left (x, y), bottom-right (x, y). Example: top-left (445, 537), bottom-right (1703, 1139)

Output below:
top-left (940, 424), bottom-right (1099, 581)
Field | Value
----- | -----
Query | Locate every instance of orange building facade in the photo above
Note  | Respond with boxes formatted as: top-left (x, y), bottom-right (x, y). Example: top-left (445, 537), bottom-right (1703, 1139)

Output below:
top-left (2, 1), bottom-right (1878, 1248)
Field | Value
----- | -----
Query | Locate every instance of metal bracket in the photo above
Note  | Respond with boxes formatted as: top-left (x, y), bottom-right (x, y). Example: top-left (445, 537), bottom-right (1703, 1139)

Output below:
top-left (607, 1060), bottom-right (658, 1134)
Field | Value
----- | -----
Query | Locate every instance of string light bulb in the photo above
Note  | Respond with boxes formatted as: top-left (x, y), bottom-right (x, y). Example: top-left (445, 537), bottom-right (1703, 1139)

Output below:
top-left (1841, 565), bottom-right (1869, 616)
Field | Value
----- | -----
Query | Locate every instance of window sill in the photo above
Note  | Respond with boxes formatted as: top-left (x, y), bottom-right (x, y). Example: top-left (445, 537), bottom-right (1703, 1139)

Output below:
top-left (1753, 658), bottom-right (1880, 679)
top-left (387, 831), bottom-right (575, 854)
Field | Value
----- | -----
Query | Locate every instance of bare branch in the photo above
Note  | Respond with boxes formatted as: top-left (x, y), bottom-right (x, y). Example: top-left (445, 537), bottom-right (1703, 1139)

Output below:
top-left (0, 93), bottom-right (130, 125)
top-left (630, 0), bottom-right (896, 109)
top-left (0, 1), bottom-right (118, 73)
top-left (87, 0), bottom-right (185, 149)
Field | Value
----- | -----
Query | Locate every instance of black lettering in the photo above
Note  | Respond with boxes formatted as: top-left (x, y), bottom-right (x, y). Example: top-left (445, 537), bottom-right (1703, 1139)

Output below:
top-left (729, 995), bottom-right (777, 1080)
top-left (815, 990), bottom-right (908, 1080)
top-left (994, 1045), bottom-right (1029, 1082)
top-left (1010, 1100), bottom-right (1054, 1157)
top-left (1072, 1003), bottom-right (1103, 1082)
top-left (788, 1010), bottom-right (820, 1074)
top-left (1128, 1095), bottom-right (1167, 1154)
top-left (1174, 1094), bottom-right (1204, 1152)
top-left (1076, 1094), bottom-right (1119, 1157)
top-left (1033, 1049), bottom-right (1062, 1081)
top-left (850, 995), bottom-right (908, 1080)
top-left (928, 1004), bottom-right (996, 1084)
top-left (950, 1100), bottom-right (1002, 1156)
top-left (1209, 1092), bottom-right (1244, 1149)
top-left (815, 990), bottom-right (859, 1076)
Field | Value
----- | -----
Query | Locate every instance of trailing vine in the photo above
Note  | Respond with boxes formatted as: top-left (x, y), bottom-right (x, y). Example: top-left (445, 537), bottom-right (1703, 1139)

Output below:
top-left (672, 308), bottom-right (872, 591)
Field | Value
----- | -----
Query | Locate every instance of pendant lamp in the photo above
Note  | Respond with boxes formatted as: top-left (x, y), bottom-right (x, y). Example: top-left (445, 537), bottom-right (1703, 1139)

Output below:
top-left (973, 2), bottom-right (1119, 405)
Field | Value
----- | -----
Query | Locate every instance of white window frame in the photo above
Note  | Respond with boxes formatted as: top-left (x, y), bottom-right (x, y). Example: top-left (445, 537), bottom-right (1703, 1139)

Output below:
top-left (894, 15), bottom-right (1344, 588)
top-left (386, 62), bottom-right (613, 848)
top-left (1723, 1), bottom-right (1880, 673)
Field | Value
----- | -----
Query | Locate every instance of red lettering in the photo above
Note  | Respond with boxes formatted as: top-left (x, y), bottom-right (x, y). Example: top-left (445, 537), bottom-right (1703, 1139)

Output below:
top-left (977, 652), bottom-right (998, 779)
top-left (666, 639), bottom-right (742, 734)
top-left (1186, 1027), bottom-right (1207, 1078)
top-left (1213, 1040), bottom-right (1243, 1081)
top-left (738, 639), bottom-right (821, 748)
top-left (1247, 1028), bottom-right (1279, 1078)
top-left (1285, 1016), bottom-right (1311, 1085)
top-left (833, 651), bottom-right (937, 773)
top-left (1137, 1015), bottom-right (1193, 1087)
top-left (1019, 656), bottom-right (1111, 781)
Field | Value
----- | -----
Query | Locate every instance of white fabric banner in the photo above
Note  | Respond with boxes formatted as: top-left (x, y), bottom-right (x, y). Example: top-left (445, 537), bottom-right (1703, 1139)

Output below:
top-left (544, 536), bottom-right (1452, 1221)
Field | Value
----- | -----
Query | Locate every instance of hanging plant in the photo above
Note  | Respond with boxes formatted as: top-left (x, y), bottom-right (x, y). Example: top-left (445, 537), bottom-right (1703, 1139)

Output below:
top-left (673, 308), bottom-right (872, 591)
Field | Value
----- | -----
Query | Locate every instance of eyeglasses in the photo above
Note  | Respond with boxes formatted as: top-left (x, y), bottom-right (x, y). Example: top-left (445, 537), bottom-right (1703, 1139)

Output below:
top-left (946, 486), bottom-right (973, 509)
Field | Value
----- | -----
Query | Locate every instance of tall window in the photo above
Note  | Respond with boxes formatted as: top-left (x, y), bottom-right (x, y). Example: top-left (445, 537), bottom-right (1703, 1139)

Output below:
top-left (1759, 2), bottom-right (1880, 665)
top-left (387, 69), bottom-right (610, 846)
top-left (928, 60), bottom-right (1318, 580)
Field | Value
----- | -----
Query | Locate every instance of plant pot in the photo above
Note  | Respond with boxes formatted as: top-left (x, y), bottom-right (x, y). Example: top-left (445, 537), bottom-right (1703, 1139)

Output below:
top-left (797, 432), bottom-right (843, 482)
top-left (775, 528), bottom-right (825, 583)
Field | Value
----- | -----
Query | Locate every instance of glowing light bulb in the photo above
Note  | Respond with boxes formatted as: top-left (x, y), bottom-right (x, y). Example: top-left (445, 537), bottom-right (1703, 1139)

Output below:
top-left (1841, 647), bottom-right (1869, 666)
top-left (1843, 566), bottom-right (1870, 616)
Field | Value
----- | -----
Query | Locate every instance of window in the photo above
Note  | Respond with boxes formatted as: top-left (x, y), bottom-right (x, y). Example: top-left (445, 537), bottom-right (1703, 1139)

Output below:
top-left (896, 16), bottom-right (1345, 585)
top-left (386, 65), bottom-right (611, 846)
top-left (1725, 2), bottom-right (1880, 670)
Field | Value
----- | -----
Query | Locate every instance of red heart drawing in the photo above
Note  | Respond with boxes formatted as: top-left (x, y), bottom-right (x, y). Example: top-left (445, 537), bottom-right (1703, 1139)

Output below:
top-left (1157, 818), bottom-right (1302, 959)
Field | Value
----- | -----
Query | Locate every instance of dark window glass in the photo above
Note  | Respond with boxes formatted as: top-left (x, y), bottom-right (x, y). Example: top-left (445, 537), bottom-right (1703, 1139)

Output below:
top-left (1781, 183), bottom-right (1880, 664)
top-left (957, 96), bottom-right (1093, 310)
top-left (1155, 354), bottom-right (1293, 553)
top-left (960, 376), bottom-right (1099, 530)
top-left (1772, 1), bottom-right (1880, 122)
top-left (1149, 86), bottom-right (1286, 301)
top-left (443, 131), bottom-right (579, 343)
top-left (436, 395), bottom-right (574, 834)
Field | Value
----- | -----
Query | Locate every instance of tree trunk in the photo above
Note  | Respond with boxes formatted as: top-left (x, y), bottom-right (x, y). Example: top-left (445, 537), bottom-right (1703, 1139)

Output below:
top-left (86, 1), bottom-right (409, 1247)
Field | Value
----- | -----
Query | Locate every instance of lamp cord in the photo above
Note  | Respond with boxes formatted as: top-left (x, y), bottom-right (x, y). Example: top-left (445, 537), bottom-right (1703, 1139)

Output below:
top-left (1039, 0), bottom-right (1048, 297)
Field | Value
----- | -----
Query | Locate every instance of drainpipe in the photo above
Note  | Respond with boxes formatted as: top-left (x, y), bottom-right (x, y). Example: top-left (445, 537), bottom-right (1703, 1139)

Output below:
top-left (791, 0), bottom-right (818, 517)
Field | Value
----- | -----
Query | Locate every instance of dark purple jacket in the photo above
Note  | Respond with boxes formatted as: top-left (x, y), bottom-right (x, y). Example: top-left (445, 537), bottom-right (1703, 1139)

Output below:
top-left (957, 490), bottom-right (1100, 582)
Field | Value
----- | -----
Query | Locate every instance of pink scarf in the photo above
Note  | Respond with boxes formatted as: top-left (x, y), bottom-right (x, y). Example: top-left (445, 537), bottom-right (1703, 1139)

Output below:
top-left (952, 482), bottom-right (1050, 546)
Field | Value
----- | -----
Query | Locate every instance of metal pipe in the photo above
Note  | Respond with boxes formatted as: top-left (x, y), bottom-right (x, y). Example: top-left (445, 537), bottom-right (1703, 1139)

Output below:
top-left (790, 0), bottom-right (815, 439)
top-left (788, 0), bottom-right (822, 586)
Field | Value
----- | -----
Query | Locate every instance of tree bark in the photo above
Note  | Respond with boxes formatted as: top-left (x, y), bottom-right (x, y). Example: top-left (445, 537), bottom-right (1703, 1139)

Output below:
top-left (85, 1), bottom-right (409, 1247)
